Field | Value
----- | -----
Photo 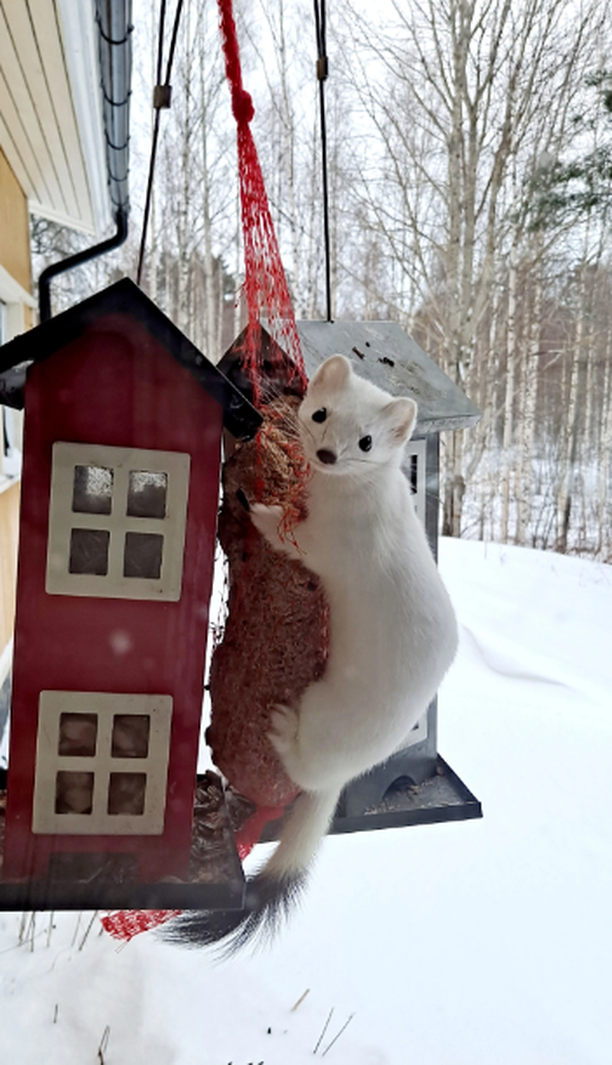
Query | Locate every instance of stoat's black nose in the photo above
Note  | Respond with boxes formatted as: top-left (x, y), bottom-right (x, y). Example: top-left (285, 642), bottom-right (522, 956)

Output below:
top-left (316, 448), bottom-right (337, 465)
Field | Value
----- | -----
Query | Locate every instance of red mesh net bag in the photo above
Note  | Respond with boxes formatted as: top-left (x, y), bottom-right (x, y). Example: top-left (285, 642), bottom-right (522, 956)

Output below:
top-left (104, 0), bottom-right (327, 940)
top-left (208, 391), bottom-right (330, 848)
top-left (208, 0), bottom-right (329, 853)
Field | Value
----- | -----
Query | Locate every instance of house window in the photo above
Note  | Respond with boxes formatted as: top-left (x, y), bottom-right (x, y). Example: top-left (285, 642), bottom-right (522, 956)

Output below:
top-left (32, 691), bottom-right (173, 835)
top-left (46, 443), bottom-right (190, 600)
top-left (1, 301), bottom-right (23, 482)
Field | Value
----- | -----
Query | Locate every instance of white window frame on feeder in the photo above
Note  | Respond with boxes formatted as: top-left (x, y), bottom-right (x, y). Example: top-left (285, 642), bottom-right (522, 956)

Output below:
top-left (45, 442), bottom-right (190, 601)
top-left (31, 691), bottom-right (173, 835)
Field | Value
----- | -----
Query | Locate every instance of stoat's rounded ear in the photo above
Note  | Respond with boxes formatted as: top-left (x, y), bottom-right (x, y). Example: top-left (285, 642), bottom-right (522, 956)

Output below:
top-left (309, 354), bottom-right (352, 390)
top-left (382, 397), bottom-right (417, 444)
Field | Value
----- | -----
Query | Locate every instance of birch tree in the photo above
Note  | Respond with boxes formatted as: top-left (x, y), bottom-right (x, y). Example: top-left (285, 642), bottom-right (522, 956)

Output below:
top-left (337, 0), bottom-right (607, 534)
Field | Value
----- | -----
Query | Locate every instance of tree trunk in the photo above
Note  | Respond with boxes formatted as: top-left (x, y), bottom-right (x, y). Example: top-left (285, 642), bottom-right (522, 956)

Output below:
top-left (500, 246), bottom-right (518, 541)
top-left (515, 252), bottom-right (542, 544)
top-left (596, 333), bottom-right (612, 557)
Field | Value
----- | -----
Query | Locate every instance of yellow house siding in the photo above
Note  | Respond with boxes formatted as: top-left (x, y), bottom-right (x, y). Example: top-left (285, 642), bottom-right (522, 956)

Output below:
top-left (0, 146), bottom-right (32, 294)
top-left (0, 148), bottom-right (29, 668)
top-left (0, 480), bottom-right (19, 660)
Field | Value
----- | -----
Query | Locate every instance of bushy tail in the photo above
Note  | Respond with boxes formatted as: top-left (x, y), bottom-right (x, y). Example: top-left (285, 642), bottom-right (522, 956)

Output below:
top-left (161, 786), bottom-right (340, 955)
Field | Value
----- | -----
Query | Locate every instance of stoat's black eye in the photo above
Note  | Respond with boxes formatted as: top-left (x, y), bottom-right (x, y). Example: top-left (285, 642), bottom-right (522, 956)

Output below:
top-left (312, 408), bottom-right (327, 423)
top-left (359, 435), bottom-right (373, 452)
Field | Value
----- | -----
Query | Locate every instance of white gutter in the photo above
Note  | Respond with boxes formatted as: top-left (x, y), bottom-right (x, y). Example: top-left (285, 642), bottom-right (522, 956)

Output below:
top-left (56, 0), bottom-right (113, 236)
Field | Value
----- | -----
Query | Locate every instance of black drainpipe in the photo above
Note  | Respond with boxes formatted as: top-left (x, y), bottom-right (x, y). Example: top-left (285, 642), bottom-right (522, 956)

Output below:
top-left (38, 0), bottom-right (132, 322)
top-left (38, 209), bottom-right (128, 323)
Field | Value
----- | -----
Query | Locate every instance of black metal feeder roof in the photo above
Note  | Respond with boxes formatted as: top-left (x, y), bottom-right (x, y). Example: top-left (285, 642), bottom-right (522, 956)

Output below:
top-left (296, 320), bottom-right (480, 436)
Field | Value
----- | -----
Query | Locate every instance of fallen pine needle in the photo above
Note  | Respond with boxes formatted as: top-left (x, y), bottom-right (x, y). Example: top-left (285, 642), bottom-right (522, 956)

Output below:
top-left (290, 988), bottom-right (310, 1012)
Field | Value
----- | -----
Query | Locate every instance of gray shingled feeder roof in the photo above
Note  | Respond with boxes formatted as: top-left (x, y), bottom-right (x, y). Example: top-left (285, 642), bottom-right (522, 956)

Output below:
top-left (296, 320), bottom-right (480, 435)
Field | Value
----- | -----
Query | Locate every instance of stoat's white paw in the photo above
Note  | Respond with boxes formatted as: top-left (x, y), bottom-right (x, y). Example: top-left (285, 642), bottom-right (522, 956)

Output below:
top-left (268, 703), bottom-right (299, 756)
top-left (250, 503), bottom-right (284, 541)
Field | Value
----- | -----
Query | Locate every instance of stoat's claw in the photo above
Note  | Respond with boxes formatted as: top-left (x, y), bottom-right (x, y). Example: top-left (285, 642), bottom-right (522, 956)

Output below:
top-left (250, 503), bottom-right (284, 539)
top-left (268, 703), bottom-right (299, 755)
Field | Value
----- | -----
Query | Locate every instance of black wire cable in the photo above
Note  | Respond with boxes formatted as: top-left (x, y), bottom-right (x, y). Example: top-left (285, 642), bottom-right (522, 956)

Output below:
top-left (164, 0), bottom-right (184, 87)
top-left (313, 0), bottom-right (332, 322)
top-left (156, 0), bottom-right (167, 85)
top-left (137, 0), bottom-right (184, 286)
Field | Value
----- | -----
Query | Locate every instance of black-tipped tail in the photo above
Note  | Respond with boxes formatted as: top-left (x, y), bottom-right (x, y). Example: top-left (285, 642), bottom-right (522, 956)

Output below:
top-left (160, 869), bottom-right (308, 956)
top-left (161, 787), bottom-right (340, 954)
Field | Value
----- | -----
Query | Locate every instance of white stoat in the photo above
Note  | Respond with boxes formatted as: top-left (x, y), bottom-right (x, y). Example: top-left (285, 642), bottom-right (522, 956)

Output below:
top-left (166, 354), bottom-right (457, 953)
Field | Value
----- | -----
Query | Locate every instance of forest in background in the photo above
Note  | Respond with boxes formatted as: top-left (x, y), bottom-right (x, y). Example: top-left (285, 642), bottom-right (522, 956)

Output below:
top-left (32, 0), bottom-right (612, 560)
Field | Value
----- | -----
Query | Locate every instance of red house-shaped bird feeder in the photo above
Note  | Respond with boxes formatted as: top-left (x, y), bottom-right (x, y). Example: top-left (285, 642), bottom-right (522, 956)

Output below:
top-left (0, 279), bottom-right (260, 910)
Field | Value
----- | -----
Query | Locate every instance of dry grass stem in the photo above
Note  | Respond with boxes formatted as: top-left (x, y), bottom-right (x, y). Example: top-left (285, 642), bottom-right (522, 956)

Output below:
top-left (78, 910), bottom-right (99, 951)
top-left (97, 1024), bottom-right (110, 1063)
top-left (313, 1007), bottom-right (334, 1054)
top-left (322, 1013), bottom-right (355, 1057)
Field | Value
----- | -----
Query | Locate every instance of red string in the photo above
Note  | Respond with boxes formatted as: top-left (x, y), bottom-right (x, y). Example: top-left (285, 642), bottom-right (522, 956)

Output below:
top-left (235, 804), bottom-right (286, 860)
top-left (216, 0), bottom-right (254, 124)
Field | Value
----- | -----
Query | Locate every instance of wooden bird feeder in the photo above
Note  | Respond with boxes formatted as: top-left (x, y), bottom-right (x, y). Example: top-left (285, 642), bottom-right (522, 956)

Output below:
top-left (0, 278), bottom-right (260, 911)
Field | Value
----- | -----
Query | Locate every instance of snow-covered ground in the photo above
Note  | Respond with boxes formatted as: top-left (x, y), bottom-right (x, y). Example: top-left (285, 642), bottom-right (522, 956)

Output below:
top-left (1, 539), bottom-right (611, 1064)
